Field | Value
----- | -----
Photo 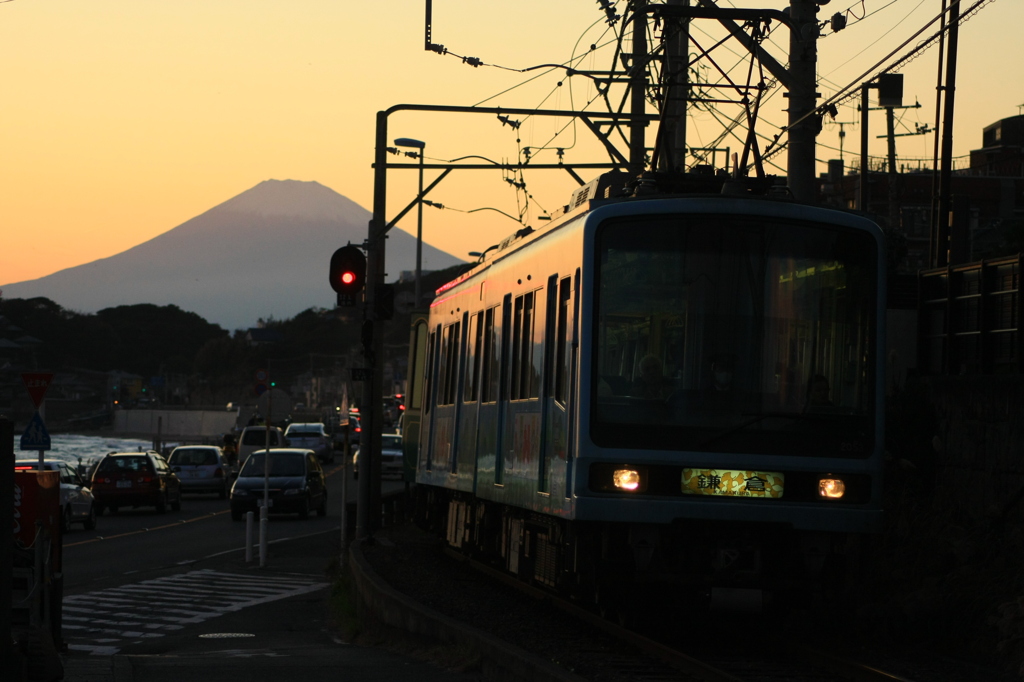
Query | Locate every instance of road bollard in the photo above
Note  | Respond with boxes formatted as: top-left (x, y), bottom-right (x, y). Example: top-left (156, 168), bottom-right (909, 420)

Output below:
top-left (258, 504), bottom-right (268, 567)
top-left (245, 511), bottom-right (254, 563)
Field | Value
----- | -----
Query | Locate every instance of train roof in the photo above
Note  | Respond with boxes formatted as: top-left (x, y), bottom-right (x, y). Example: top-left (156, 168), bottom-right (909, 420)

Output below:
top-left (435, 170), bottom-right (878, 298)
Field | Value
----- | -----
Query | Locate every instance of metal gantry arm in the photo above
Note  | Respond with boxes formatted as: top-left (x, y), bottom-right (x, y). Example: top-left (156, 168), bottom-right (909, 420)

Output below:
top-left (357, 103), bottom-right (654, 541)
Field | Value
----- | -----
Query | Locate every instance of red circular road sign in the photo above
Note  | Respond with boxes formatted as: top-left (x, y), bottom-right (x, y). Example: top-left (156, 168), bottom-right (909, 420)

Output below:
top-left (22, 372), bottom-right (54, 409)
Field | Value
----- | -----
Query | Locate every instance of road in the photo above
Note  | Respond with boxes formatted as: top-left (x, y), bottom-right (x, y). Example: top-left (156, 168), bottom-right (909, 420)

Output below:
top-left (52, 466), bottom-right (469, 682)
top-left (62, 462), bottom-right (373, 590)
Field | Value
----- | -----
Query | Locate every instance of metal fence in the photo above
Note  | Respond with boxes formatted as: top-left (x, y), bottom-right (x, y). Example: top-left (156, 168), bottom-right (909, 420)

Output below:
top-left (919, 254), bottom-right (1022, 374)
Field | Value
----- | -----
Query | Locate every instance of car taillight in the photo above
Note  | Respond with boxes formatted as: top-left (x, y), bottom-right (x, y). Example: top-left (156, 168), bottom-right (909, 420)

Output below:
top-left (214, 468), bottom-right (224, 478)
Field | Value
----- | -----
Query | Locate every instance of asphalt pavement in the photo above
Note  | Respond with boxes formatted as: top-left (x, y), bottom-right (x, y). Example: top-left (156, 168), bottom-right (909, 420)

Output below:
top-left (60, 525), bottom-right (481, 682)
top-left (51, 464), bottom-right (477, 682)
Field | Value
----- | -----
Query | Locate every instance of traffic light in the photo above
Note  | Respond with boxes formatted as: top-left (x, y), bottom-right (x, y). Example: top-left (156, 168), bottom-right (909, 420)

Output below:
top-left (329, 245), bottom-right (366, 304)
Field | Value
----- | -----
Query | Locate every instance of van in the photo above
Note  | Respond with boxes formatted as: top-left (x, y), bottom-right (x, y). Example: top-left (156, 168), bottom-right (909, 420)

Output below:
top-left (237, 426), bottom-right (287, 463)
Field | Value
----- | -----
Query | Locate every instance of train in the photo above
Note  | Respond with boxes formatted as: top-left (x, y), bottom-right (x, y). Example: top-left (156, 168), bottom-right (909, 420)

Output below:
top-left (402, 171), bottom-right (886, 614)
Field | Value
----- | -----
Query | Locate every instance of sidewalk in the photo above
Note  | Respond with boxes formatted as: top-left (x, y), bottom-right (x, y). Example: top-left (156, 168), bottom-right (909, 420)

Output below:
top-left (59, 529), bottom-right (482, 682)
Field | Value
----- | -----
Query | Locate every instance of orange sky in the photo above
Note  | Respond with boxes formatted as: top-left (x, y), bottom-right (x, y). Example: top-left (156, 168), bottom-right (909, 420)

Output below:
top-left (2, 0), bottom-right (1021, 287)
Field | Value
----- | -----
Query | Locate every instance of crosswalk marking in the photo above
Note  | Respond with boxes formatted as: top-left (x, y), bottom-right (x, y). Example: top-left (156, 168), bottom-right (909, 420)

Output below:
top-left (64, 568), bottom-right (327, 655)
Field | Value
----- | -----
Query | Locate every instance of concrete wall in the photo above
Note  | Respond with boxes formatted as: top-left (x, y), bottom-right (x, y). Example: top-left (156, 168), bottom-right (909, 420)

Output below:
top-left (113, 409), bottom-right (237, 438)
top-left (897, 375), bottom-right (1024, 521)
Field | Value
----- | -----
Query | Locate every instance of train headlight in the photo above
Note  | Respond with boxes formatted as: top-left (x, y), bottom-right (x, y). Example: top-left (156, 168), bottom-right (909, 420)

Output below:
top-left (818, 476), bottom-right (846, 499)
top-left (613, 469), bottom-right (642, 492)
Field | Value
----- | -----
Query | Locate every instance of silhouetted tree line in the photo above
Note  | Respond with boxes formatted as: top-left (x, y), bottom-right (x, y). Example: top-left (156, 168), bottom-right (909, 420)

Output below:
top-left (0, 263), bottom-right (471, 394)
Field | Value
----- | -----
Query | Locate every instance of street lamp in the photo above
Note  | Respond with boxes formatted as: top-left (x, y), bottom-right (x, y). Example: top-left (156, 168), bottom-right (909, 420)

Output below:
top-left (393, 137), bottom-right (426, 306)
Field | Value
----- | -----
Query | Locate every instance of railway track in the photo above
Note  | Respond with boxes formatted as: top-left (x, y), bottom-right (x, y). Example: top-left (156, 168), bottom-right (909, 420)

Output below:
top-left (443, 547), bottom-right (924, 682)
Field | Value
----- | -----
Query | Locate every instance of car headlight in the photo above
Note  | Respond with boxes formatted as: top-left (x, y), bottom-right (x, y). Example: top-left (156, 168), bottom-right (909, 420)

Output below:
top-left (232, 488), bottom-right (250, 497)
top-left (283, 488), bottom-right (302, 496)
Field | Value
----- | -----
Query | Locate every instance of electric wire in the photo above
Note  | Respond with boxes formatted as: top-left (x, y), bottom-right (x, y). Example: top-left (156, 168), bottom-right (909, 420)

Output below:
top-left (762, 0), bottom-right (997, 164)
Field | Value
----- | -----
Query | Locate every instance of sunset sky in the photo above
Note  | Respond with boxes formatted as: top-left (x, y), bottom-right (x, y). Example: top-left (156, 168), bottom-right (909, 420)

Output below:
top-left (2, 0), bottom-right (1021, 288)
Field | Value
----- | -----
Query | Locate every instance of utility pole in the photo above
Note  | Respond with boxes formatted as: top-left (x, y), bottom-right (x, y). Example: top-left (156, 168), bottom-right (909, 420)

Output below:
top-left (361, 111), bottom-right (389, 540)
top-left (787, 0), bottom-right (820, 202)
top-left (659, 0), bottom-right (690, 172)
top-left (929, 0), bottom-right (949, 267)
top-left (886, 105), bottom-right (899, 230)
top-left (629, 0), bottom-right (649, 175)
top-left (859, 83), bottom-right (871, 212)
top-left (934, 0), bottom-right (962, 268)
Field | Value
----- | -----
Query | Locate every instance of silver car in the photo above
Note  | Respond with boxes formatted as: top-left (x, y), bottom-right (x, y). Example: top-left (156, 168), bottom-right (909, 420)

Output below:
top-left (15, 459), bottom-right (97, 531)
top-left (168, 445), bottom-right (235, 499)
top-left (284, 423), bottom-right (334, 463)
top-left (353, 434), bottom-right (404, 479)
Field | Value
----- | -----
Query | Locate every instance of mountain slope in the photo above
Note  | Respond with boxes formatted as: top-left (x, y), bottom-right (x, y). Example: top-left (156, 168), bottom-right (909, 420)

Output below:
top-left (1, 180), bottom-right (463, 330)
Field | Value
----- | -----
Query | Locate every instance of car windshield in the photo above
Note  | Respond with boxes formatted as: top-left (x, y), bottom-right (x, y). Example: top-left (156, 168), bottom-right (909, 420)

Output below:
top-left (169, 448), bottom-right (219, 466)
top-left (593, 214), bottom-right (878, 457)
top-left (286, 426), bottom-right (320, 436)
top-left (97, 456), bottom-right (151, 473)
top-left (382, 435), bottom-right (402, 450)
top-left (239, 452), bottom-right (305, 477)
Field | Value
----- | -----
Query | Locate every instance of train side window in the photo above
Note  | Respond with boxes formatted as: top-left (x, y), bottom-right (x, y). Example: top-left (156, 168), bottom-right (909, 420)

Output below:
top-left (555, 276), bottom-right (571, 405)
top-left (510, 295), bottom-right (524, 399)
top-left (409, 321), bottom-right (427, 410)
top-left (465, 311), bottom-right (483, 402)
top-left (438, 324), bottom-right (451, 406)
top-left (510, 290), bottom-right (538, 400)
top-left (544, 275), bottom-right (558, 399)
top-left (440, 321), bottom-right (461, 406)
top-left (527, 289), bottom-right (541, 399)
top-left (500, 295), bottom-right (512, 401)
top-left (482, 306), bottom-right (498, 402)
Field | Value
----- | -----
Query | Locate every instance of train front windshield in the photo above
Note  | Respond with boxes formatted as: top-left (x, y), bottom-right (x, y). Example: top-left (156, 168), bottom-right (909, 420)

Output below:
top-left (593, 214), bottom-right (879, 457)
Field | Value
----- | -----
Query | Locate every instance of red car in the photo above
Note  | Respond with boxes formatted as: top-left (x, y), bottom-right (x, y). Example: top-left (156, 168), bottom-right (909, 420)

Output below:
top-left (90, 451), bottom-right (182, 515)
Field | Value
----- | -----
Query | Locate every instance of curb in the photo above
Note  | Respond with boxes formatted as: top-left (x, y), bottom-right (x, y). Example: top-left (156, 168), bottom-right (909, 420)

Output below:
top-left (348, 539), bottom-right (585, 682)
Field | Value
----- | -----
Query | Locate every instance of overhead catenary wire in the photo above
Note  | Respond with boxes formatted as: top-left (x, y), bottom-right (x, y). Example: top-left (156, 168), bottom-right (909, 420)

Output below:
top-left (761, 0), bottom-right (998, 164)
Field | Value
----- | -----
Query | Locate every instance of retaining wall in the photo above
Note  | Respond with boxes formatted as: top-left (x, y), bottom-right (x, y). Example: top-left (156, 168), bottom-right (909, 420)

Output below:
top-left (112, 410), bottom-right (237, 438)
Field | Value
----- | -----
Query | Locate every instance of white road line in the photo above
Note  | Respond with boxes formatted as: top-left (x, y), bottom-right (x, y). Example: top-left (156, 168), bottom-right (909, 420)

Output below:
top-left (63, 569), bottom-right (328, 655)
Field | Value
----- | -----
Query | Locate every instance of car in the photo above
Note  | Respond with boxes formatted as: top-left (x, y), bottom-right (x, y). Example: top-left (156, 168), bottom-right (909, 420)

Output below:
top-left (283, 423), bottom-right (334, 463)
top-left (382, 395), bottom-right (405, 426)
top-left (167, 445), bottom-right (235, 499)
top-left (90, 451), bottom-right (182, 515)
top-left (352, 433), bottom-right (403, 480)
top-left (229, 448), bottom-right (327, 521)
top-left (14, 459), bottom-right (97, 531)
top-left (348, 412), bottom-right (363, 446)
top-left (237, 426), bottom-right (287, 464)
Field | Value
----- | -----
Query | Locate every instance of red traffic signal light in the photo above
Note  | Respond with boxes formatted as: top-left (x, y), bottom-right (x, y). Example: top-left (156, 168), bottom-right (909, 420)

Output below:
top-left (329, 245), bottom-right (366, 297)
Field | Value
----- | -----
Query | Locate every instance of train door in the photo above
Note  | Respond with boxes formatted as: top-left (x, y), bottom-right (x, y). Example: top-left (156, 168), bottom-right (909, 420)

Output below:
top-left (565, 269), bottom-right (580, 499)
top-left (403, 314), bottom-right (428, 481)
top-left (494, 294), bottom-right (512, 485)
top-left (476, 303), bottom-right (503, 489)
top-left (457, 310), bottom-right (483, 491)
top-left (433, 318), bottom-right (462, 474)
top-left (540, 274), bottom-right (574, 505)
top-left (421, 325), bottom-right (440, 473)
top-left (502, 287), bottom-right (543, 503)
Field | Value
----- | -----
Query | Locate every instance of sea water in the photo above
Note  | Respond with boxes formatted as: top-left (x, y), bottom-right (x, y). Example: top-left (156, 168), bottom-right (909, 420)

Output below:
top-left (11, 433), bottom-right (154, 469)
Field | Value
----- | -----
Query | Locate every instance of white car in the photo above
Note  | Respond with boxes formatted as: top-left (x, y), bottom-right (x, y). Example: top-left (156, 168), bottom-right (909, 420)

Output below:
top-left (167, 445), bottom-right (236, 499)
top-left (284, 423), bottom-right (334, 463)
top-left (237, 426), bottom-right (287, 463)
top-left (15, 459), bottom-right (97, 531)
top-left (353, 434), bottom-right (404, 479)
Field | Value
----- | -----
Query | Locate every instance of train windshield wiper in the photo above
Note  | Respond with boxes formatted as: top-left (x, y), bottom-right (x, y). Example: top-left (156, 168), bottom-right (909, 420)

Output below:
top-left (696, 412), bottom-right (809, 449)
